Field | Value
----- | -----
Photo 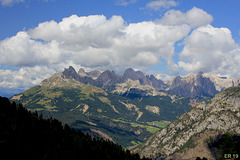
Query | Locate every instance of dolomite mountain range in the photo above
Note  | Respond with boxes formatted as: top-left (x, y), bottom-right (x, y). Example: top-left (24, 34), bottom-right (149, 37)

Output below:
top-left (62, 66), bottom-right (240, 99)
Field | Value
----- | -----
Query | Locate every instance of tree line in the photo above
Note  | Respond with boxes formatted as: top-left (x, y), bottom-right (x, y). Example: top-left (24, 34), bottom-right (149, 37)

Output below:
top-left (0, 96), bottom-right (149, 160)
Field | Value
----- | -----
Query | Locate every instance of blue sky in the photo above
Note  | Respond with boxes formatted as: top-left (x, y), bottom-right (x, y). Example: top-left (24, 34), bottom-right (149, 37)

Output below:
top-left (0, 0), bottom-right (240, 96)
top-left (0, 0), bottom-right (239, 38)
top-left (0, 0), bottom-right (239, 40)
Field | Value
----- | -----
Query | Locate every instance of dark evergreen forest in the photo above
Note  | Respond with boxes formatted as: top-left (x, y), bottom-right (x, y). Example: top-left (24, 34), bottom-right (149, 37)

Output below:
top-left (0, 96), bottom-right (149, 160)
top-left (208, 133), bottom-right (240, 160)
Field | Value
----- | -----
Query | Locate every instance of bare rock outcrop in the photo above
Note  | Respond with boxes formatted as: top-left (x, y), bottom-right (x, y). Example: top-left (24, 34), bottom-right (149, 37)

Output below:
top-left (136, 86), bottom-right (240, 159)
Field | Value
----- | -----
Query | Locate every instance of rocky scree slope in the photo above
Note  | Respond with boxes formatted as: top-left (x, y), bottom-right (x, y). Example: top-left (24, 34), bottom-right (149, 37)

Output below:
top-left (135, 85), bottom-right (240, 159)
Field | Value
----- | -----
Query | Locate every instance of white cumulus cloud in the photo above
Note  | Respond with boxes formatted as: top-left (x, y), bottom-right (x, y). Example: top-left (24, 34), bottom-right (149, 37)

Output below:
top-left (178, 25), bottom-right (240, 77)
top-left (29, 15), bottom-right (125, 48)
top-left (0, 61), bottom-right (83, 90)
top-left (0, 31), bottom-right (62, 67)
top-left (0, 66), bottom-right (55, 89)
top-left (3, 13), bottom-right (193, 69)
top-left (158, 7), bottom-right (213, 28)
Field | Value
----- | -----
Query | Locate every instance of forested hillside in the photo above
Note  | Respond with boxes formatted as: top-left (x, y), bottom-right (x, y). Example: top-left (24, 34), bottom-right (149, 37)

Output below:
top-left (0, 96), bottom-right (149, 160)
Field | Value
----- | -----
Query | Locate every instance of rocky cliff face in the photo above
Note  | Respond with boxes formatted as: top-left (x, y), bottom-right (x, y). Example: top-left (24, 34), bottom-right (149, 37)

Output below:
top-left (62, 66), bottom-right (167, 92)
top-left (136, 85), bottom-right (240, 159)
top-left (62, 66), bottom-right (79, 80)
top-left (123, 68), bottom-right (167, 90)
top-left (123, 68), bottom-right (141, 81)
top-left (78, 68), bottom-right (87, 77)
top-left (62, 66), bottom-right (240, 99)
top-left (62, 66), bottom-right (95, 85)
top-left (95, 70), bottom-right (125, 90)
top-left (148, 75), bottom-right (167, 90)
top-left (87, 70), bottom-right (102, 80)
top-left (168, 72), bottom-right (219, 99)
top-left (203, 73), bottom-right (240, 92)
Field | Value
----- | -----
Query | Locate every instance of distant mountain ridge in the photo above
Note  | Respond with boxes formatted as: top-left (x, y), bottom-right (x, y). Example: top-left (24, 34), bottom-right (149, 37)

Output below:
top-left (62, 66), bottom-right (167, 92)
top-left (62, 66), bottom-right (240, 99)
top-left (202, 73), bottom-right (240, 91)
top-left (167, 72), bottom-right (218, 98)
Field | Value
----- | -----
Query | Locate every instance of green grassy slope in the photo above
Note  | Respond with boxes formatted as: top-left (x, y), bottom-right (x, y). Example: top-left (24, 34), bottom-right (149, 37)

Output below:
top-left (11, 73), bottom-right (192, 147)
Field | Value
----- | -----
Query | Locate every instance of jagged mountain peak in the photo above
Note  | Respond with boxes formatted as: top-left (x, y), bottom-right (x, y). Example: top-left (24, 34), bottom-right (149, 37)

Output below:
top-left (123, 68), bottom-right (143, 81)
top-left (60, 66), bottom-right (167, 92)
top-left (184, 72), bottom-right (194, 77)
top-left (122, 68), bottom-right (167, 89)
top-left (97, 70), bottom-right (118, 81)
top-left (181, 72), bottom-right (204, 83)
top-left (64, 66), bottom-right (76, 73)
top-left (61, 66), bottom-right (239, 99)
top-left (87, 70), bottom-right (102, 80)
top-left (203, 73), bottom-right (240, 92)
top-left (62, 66), bottom-right (79, 79)
top-left (168, 72), bottom-right (218, 99)
top-left (173, 72), bottom-right (240, 93)
top-left (198, 71), bottom-right (204, 75)
top-left (40, 72), bottom-right (84, 89)
top-left (125, 67), bottom-right (135, 73)
top-left (78, 68), bottom-right (86, 76)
